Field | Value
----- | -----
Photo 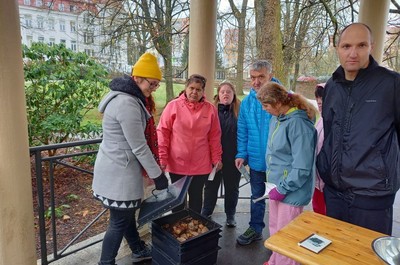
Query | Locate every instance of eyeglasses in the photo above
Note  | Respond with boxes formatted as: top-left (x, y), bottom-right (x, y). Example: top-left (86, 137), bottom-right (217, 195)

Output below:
top-left (143, 78), bottom-right (160, 89)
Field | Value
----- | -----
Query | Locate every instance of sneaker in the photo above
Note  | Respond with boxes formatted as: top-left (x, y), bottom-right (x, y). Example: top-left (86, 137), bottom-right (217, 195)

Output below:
top-left (131, 241), bottom-right (152, 263)
top-left (236, 227), bottom-right (262, 245)
top-left (226, 215), bottom-right (237, 227)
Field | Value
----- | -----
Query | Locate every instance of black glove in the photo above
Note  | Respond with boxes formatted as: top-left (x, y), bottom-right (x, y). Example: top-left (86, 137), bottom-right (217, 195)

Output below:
top-left (154, 173), bottom-right (168, 190)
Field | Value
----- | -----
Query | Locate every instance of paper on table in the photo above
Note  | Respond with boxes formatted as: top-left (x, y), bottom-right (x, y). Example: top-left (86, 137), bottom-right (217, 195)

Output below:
top-left (208, 163), bottom-right (218, 181)
top-left (252, 182), bottom-right (277, 203)
top-left (298, 233), bottom-right (332, 253)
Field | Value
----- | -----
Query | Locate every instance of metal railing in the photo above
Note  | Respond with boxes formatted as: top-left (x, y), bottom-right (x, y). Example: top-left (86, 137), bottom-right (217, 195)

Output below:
top-left (31, 138), bottom-right (251, 265)
top-left (31, 138), bottom-right (107, 265)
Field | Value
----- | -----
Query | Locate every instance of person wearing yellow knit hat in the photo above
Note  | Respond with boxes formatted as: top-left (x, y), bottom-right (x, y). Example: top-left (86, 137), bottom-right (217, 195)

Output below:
top-left (131, 52), bottom-right (162, 97)
top-left (92, 52), bottom-right (167, 264)
top-left (132, 52), bottom-right (162, 80)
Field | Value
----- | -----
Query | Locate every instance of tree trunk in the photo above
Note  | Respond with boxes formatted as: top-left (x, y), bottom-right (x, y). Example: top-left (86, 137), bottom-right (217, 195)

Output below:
top-left (228, 0), bottom-right (248, 95)
top-left (256, 0), bottom-right (285, 85)
top-left (163, 49), bottom-right (175, 103)
top-left (254, 0), bottom-right (265, 54)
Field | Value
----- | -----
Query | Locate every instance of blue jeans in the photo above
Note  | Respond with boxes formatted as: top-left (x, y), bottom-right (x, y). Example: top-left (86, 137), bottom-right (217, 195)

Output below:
top-left (99, 207), bottom-right (142, 265)
top-left (249, 169), bottom-right (266, 234)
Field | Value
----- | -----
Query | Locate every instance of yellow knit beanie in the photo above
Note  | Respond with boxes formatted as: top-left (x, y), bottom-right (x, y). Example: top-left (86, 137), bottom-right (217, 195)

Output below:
top-left (131, 53), bottom-right (162, 81)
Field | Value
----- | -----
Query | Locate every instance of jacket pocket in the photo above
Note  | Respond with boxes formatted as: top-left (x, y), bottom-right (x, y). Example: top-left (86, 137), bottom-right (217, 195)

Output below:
top-left (316, 148), bottom-right (332, 187)
top-left (102, 141), bottom-right (132, 168)
top-left (118, 141), bottom-right (133, 168)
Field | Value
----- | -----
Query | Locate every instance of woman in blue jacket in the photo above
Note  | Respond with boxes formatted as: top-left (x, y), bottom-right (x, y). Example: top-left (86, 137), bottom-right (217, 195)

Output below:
top-left (257, 82), bottom-right (317, 265)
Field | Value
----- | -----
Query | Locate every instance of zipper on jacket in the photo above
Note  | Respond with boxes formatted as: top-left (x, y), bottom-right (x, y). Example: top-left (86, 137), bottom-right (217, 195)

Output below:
top-left (270, 119), bottom-right (280, 147)
top-left (266, 119), bottom-right (280, 182)
top-left (266, 157), bottom-right (271, 182)
top-left (344, 102), bottom-right (355, 133)
top-left (260, 108), bottom-right (266, 160)
top-left (336, 84), bottom-right (353, 183)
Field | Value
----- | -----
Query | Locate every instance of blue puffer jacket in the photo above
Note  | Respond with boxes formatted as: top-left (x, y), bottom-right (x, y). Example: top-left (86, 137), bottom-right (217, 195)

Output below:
top-left (236, 88), bottom-right (271, 171)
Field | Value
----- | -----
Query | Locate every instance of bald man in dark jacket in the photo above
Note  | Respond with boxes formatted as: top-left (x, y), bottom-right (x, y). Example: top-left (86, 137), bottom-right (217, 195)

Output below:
top-left (317, 23), bottom-right (400, 235)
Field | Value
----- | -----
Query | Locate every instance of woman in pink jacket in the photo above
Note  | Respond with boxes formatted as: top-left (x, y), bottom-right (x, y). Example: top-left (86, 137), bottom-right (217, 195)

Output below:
top-left (312, 83), bottom-right (326, 215)
top-left (157, 74), bottom-right (223, 213)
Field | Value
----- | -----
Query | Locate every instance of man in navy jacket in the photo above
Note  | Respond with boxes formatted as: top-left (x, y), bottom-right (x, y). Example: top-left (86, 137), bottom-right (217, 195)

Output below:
top-left (317, 23), bottom-right (400, 235)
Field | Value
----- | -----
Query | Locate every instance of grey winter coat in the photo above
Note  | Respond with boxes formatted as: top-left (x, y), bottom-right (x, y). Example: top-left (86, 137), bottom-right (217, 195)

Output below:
top-left (92, 76), bottom-right (162, 201)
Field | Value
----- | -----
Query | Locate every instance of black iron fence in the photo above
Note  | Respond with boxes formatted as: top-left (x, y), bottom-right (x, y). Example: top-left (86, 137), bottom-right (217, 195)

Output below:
top-left (31, 138), bottom-right (250, 265)
top-left (30, 138), bottom-right (107, 265)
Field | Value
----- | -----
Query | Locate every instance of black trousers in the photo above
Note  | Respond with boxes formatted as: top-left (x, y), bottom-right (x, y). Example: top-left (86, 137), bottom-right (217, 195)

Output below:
top-left (324, 185), bottom-right (393, 235)
top-left (99, 208), bottom-right (141, 265)
top-left (202, 165), bottom-right (241, 217)
top-left (170, 173), bottom-right (208, 214)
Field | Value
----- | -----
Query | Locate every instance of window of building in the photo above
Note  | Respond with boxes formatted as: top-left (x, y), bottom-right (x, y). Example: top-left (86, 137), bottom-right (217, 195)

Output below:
top-left (37, 16), bottom-right (44, 29)
top-left (26, 35), bottom-right (33, 46)
top-left (24, 0), bottom-right (31, 5)
top-left (71, 41), bottom-right (77, 51)
top-left (83, 13), bottom-right (91, 24)
top-left (35, 0), bottom-right (43, 7)
top-left (59, 3), bottom-right (64, 11)
top-left (46, 1), bottom-right (53, 9)
top-left (84, 32), bottom-right (94, 44)
top-left (48, 18), bottom-right (55, 30)
top-left (60, 39), bottom-right (66, 46)
top-left (70, 5), bottom-right (76, 12)
top-left (49, 38), bottom-right (55, 46)
top-left (85, 49), bottom-right (94, 57)
top-left (25, 15), bottom-right (33, 28)
top-left (59, 20), bottom-right (65, 32)
top-left (70, 21), bottom-right (76, 33)
top-left (38, 36), bottom-right (44, 43)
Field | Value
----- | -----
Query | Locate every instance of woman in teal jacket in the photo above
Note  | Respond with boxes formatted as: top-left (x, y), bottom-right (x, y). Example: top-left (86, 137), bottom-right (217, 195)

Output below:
top-left (257, 82), bottom-right (317, 265)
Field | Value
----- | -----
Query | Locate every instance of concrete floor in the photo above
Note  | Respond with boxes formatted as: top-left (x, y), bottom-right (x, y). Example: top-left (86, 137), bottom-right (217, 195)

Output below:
top-left (117, 198), bottom-right (272, 265)
top-left (117, 188), bottom-right (400, 265)
top-left (41, 180), bottom-right (400, 265)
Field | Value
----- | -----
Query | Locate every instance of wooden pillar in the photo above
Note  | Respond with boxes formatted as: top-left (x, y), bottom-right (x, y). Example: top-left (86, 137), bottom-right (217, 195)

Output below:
top-left (0, 1), bottom-right (37, 264)
top-left (359, 0), bottom-right (390, 64)
top-left (188, 0), bottom-right (217, 100)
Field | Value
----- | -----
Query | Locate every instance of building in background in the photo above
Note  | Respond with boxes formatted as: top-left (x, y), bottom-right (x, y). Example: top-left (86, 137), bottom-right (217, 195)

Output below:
top-left (223, 27), bottom-right (256, 80)
top-left (171, 17), bottom-right (189, 79)
top-left (18, 0), bottom-right (131, 73)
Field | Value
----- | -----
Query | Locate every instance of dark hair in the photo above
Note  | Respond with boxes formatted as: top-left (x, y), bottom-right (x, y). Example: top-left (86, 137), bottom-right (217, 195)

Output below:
top-left (257, 82), bottom-right (317, 121)
top-left (314, 83), bottom-right (325, 98)
top-left (213, 81), bottom-right (241, 118)
top-left (186, 74), bottom-right (207, 89)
